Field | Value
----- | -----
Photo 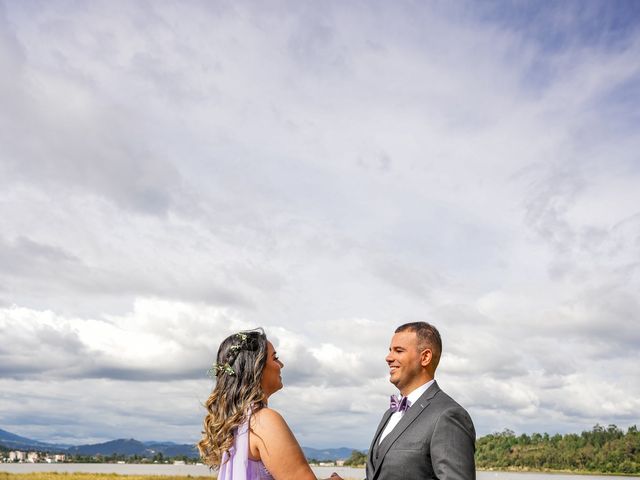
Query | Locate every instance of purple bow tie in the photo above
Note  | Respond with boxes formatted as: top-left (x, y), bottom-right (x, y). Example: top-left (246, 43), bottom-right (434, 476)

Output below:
top-left (390, 394), bottom-right (411, 413)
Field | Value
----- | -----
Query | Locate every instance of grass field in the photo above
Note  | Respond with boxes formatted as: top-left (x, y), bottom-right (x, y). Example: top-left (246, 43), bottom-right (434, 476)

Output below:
top-left (0, 473), bottom-right (363, 480)
top-left (0, 474), bottom-right (216, 480)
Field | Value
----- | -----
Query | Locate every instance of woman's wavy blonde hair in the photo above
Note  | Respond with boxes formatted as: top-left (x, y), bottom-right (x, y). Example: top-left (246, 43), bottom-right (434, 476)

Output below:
top-left (197, 328), bottom-right (268, 468)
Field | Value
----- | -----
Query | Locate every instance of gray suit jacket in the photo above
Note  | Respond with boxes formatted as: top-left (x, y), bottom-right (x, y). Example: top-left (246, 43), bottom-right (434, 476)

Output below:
top-left (366, 381), bottom-right (476, 480)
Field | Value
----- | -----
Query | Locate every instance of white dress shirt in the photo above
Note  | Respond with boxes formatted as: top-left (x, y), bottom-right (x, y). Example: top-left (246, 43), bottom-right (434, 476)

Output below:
top-left (379, 379), bottom-right (435, 443)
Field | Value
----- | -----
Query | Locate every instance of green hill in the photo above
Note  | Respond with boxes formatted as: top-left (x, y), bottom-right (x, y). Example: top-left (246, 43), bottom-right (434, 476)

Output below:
top-left (476, 424), bottom-right (640, 474)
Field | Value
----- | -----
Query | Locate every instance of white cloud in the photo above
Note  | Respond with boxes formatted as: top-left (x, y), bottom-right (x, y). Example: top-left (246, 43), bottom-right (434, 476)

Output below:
top-left (1, 0), bottom-right (639, 449)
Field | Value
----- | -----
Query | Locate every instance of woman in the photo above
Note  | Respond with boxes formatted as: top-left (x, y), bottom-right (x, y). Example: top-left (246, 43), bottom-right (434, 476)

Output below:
top-left (198, 328), bottom-right (342, 480)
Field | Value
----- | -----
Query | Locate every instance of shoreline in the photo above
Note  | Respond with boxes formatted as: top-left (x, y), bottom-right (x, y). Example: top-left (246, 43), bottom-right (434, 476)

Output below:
top-left (478, 467), bottom-right (640, 477)
top-left (2, 465), bottom-right (639, 478)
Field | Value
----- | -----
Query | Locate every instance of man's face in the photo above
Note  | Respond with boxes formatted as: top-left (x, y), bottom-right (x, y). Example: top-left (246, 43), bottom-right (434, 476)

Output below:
top-left (386, 330), bottom-right (426, 395)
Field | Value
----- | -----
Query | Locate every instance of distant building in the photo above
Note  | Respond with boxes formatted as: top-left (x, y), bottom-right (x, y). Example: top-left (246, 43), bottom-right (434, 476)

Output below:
top-left (9, 451), bottom-right (26, 462)
top-left (54, 454), bottom-right (66, 462)
top-left (27, 452), bottom-right (39, 463)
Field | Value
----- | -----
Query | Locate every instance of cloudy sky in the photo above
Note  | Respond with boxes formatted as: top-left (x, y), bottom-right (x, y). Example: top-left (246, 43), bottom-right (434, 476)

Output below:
top-left (1, 0), bottom-right (639, 450)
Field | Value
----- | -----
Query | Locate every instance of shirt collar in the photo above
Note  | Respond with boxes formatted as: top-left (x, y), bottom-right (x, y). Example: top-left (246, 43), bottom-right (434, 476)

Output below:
top-left (404, 379), bottom-right (435, 404)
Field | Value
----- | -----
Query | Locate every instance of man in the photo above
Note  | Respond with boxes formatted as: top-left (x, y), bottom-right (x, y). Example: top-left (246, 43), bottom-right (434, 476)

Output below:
top-left (366, 322), bottom-right (476, 480)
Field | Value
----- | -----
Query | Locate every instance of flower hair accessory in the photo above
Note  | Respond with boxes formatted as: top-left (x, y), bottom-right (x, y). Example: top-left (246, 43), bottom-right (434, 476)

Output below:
top-left (209, 362), bottom-right (236, 376)
top-left (208, 328), bottom-right (265, 378)
top-left (228, 333), bottom-right (248, 353)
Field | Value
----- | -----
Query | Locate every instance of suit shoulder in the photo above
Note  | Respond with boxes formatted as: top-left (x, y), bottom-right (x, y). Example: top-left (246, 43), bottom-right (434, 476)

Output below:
top-left (430, 389), bottom-right (476, 436)
top-left (431, 389), bottom-right (474, 421)
top-left (432, 388), bottom-right (468, 409)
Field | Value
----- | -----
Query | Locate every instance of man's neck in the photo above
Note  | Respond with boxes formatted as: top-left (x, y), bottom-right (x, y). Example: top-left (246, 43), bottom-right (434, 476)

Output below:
top-left (400, 375), bottom-right (434, 397)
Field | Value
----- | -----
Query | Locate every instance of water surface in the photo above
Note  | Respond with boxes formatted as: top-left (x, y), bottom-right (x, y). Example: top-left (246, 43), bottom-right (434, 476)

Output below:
top-left (1, 463), bottom-right (637, 480)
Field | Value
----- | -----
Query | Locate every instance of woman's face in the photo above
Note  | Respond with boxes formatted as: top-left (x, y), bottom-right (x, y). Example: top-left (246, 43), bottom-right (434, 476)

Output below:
top-left (260, 340), bottom-right (284, 398)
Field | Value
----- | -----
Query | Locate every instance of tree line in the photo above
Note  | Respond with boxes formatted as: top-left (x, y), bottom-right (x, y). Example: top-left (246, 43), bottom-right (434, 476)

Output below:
top-left (342, 424), bottom-right (639, 473)
top-left (476, 424), bottom-right (639, 474)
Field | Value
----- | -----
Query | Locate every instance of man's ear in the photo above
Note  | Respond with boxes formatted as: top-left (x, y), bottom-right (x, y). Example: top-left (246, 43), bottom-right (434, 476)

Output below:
top-left (420, 348), bottom-right (432, 367)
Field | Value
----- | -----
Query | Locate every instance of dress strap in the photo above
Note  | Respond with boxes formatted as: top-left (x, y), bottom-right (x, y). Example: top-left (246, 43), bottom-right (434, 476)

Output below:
top-left (217, 412), bottom-right (251, 480)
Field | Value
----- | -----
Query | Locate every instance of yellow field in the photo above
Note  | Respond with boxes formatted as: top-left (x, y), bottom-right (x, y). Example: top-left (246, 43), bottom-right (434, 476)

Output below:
top-left (0, 473), bottom-right (360, 480)
top-left (0, 474), bottom-right (216, 480)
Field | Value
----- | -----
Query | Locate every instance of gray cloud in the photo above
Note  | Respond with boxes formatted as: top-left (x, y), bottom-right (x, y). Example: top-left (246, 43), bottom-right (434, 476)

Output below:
top-left (1, 0), bottom-right (639, 449)
top-left (0, 235), bottom-right (80, 274)
top-left (0, 235), bottom-right (253, 310)
top-left (0, 315), bottom-right (88, 379)
top-left (0, 6), bottom-right (183, 216)
top-left (371, 257), bottom-right (443, 300)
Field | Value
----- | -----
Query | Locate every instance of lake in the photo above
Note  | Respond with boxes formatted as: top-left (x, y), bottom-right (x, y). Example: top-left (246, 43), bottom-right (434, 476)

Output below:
top-left (1, 464), bottom-right (638, 480)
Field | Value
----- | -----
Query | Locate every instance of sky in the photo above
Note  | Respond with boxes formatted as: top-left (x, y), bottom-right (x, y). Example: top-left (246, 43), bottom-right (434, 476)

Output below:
top-left (1, 0), bottom-right (639, 450)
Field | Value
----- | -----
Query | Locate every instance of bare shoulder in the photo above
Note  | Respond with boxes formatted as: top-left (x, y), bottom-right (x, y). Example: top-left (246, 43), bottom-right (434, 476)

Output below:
top-left (249, 408), bottom-right (290, 459)
top-left (251, 407), bottom-right (289, 432)
top-left (249, 407), bottom-right (315, 480)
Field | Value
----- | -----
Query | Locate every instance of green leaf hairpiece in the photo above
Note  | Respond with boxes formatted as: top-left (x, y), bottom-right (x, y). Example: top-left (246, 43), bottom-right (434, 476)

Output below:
top-left (208, 362), bottom-right (235, 377)
top-left (207, 329), bottom-right (264, 379)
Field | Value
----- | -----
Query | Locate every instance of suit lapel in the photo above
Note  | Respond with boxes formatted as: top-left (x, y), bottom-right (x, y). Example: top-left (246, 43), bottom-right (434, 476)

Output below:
top-left (373, 409), bottom-right (394, 446)
top-left (370, 409), bottom-right (394, 480)
top-left (368, 408), bottom-right (393, 466)
top-left (375, 381), bottom-right (441, 468)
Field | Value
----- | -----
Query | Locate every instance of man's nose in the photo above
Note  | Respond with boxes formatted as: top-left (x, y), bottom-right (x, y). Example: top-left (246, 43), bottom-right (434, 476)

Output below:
top-left (385, 352), bottom-right (393, 363)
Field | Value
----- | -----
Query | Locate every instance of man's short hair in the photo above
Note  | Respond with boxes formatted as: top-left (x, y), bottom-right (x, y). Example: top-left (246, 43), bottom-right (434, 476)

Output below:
top-left (395, 322), bottom-right (442, 369)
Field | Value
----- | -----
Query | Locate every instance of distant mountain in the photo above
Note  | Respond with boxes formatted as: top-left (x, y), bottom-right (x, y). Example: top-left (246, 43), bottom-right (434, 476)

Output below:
top-left (63, 438), bottom-right (196, 457)
top-left (146, 442), bottom-right (199, 458)
top-left (0, 428), bottom-right (67, 452)
top-left (0, 428), bottom-right (197, 458)
top-left (302, 446), bottom-right (356, 461)
top-left (0, 427), bottom-right (355, 461)
top-left (66, 439), bottom-right (152, 456)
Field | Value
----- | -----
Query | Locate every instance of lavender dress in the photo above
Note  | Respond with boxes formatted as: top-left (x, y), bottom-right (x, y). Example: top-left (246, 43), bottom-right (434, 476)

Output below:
top-left (218, 412), bottom-right (274, 480)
